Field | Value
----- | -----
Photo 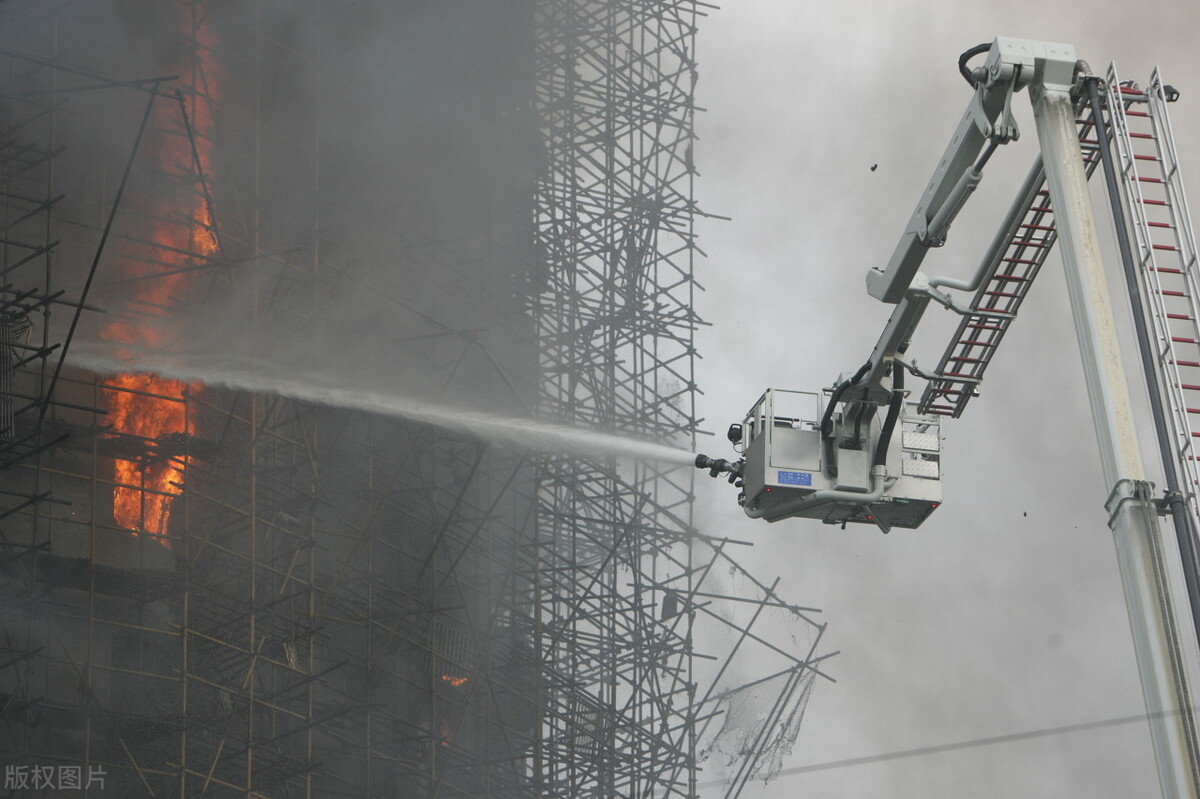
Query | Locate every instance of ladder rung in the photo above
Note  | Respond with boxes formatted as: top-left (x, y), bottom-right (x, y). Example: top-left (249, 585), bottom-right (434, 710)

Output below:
top-left (1127, 110), bottom-right (1151, 118)
top-left (992, 274), bottom-right (1030, 282)
top-left (940, 372), bottom-right (983, 381)
top-left (1138, 176), bottom-right (1165, 184)
top-left (1021, 223), bottom-right (1055, 231)
top-left (1142, 199), bottom-right (1169, 206)
top-left (957, 340), bottom-right (996, 348)
top-left (1173, 337), bottom-right (1200, 344)
top-left (1178, 384), bottom-right (1200, 391)
top-left (1135, 154), bottom-right (1161, 162)
top-left (1029, 205), bottom-right (1054, 213)
top-left (974, 308), bottom-right (1016, 317)
top-left (967, 323), bottom-right (1006, 331)
top-left (984, 291), bottom-right (1021, 299)
top-left (1152, 267), bottom-right (1184, 274)
top-left (949, 356), bottom-right (986, 364)
top-left (1003, 258), bottom-right (1038, 266)
top-left (1153, 244), bottom-right (1179, 251)
top-left (1170, 360), bottom-right (1200, 368)
top-left (1010, 240), bottom-right (1049, 248)
top-left (1130, 132), bottom-right (1154, 139)
top-left (1149, 222), bottom-right (1175, 229)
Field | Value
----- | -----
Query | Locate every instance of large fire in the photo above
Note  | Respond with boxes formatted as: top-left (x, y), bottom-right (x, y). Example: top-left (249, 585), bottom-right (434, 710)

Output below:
top-left (102, 6), bottom-right (221, 544)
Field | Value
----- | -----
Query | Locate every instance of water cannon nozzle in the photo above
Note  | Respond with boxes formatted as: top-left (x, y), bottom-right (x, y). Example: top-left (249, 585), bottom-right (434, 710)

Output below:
top-left (695, 454), bottom-right (744, 480)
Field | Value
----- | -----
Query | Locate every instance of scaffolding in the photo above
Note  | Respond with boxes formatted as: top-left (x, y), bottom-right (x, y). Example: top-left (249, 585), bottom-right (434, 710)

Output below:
top-left (0, 26), bottom-right (62, 787)
top-left (0, 2), bottom-right (830, 797)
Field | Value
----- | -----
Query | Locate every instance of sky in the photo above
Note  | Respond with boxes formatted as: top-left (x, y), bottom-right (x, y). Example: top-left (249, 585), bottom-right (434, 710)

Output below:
top-left (692, 2), bottom-right (1200, 797)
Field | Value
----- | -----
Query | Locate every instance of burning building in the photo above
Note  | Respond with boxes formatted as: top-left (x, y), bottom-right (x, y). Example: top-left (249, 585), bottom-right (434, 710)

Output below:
top-left (0, 1), bottom-right (828, 796)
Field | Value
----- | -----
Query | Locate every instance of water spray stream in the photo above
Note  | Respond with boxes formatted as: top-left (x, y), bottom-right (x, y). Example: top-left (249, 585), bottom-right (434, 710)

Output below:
top-left (72, 348), bottom-right (697, 465)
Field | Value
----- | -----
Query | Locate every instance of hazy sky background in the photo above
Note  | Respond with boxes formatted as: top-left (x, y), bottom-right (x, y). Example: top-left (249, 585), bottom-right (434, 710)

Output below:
top-left (692, 3), bottom-right (1200, 797)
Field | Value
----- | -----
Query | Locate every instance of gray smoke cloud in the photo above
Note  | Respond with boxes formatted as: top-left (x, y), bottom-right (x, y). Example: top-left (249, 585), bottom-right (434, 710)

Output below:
top-left (12, 1), bottom-right (542, 417)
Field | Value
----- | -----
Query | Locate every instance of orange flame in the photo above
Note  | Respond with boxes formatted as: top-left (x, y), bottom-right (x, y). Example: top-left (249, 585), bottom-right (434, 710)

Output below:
top-left (102, 6), bottom-right (221, 544)
top-left (441, 675), bottom-right (469, 688)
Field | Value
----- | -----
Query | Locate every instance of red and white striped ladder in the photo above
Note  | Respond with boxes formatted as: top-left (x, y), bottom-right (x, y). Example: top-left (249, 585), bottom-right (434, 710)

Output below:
top-left (1105, 63), bottom-right (1200, 502)
top-left (917, 106), bottom-right (1104, 418)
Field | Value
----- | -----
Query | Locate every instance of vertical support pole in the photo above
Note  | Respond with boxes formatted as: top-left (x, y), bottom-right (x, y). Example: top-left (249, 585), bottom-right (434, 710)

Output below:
top-left (1034, 77), bottom-right (1200, 798)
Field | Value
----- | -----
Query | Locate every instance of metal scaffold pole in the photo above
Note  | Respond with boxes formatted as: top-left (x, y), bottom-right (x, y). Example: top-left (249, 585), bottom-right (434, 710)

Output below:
top-left (0, 3), bottom-right (831, 796)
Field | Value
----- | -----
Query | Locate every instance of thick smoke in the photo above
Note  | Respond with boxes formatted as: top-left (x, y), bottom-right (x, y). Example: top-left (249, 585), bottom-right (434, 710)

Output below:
top-left (16, 1), bottom-right (543, 417)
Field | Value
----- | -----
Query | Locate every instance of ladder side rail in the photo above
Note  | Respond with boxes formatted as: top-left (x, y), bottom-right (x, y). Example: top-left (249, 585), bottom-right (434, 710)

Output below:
top-left (1106, 64), bottom-right (1200, 503)
top-left (1127, 70), bottom-right (1200, 497)
top-left (1146, 68), bottom-right (1200, 513)
top-left (1148, 69), bottom-right (1200, 299)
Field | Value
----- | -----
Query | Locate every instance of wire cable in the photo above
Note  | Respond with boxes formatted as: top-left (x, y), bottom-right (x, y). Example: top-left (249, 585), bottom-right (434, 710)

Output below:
top-left (696, 706), bottom-right (1188, 787)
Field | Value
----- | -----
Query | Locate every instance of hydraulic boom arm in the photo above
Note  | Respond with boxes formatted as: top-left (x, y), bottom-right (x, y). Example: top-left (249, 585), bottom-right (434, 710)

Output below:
top-left (696, 37), bottom-right (1200, 799)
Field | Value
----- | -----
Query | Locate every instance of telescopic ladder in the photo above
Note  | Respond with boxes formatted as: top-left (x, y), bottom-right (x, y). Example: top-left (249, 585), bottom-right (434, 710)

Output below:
top-left (1105, 64), bottom-right (1200, 526)
top-left (917, 107), bottom-right (1105, 417)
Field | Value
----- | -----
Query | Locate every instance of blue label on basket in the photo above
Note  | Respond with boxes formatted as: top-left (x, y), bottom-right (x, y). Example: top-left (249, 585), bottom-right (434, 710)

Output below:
top-left (778, 470), bottom-right (812, 487)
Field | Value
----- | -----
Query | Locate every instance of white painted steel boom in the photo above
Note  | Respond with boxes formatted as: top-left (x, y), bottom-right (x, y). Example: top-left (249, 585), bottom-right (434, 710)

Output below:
top-left (1031, 49), bottom-right (1200, 795)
